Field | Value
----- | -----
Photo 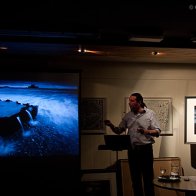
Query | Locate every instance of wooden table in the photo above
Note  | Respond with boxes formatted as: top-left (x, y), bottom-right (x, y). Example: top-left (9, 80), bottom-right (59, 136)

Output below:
top-left (153, 176), bottom-right (196, 196)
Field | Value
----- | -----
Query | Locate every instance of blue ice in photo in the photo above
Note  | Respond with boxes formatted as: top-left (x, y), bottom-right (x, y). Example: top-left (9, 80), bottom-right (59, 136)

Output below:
top-left (0, 72), bottom-right (79, 157)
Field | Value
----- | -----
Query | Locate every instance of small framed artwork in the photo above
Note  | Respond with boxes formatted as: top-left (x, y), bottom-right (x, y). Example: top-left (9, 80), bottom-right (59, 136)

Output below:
top-left (185, 96), bottom-right (196, 143)
top-left (80, 97), bottom-right (106, 134)
top-left (81, 172), bottom-right (117, 196)
top-left (125, 97), bottom-right (173, 136)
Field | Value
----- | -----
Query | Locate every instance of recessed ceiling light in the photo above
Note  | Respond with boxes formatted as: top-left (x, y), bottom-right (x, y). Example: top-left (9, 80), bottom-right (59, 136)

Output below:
top-left (0, 46), bottom-right (8, 50)
top-left (151, 51), bottom-right (160, 55)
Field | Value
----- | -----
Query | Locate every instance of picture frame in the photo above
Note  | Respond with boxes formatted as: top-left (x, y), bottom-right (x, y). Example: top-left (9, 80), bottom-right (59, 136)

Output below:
top-left (80, 97), bottom-right (106, 134)
top-left (125, 97), bottom-right (173, 136)
top-left (185, 96), bottom-right (196, 143)
top-left (81, 172), bottom-right (117, 196)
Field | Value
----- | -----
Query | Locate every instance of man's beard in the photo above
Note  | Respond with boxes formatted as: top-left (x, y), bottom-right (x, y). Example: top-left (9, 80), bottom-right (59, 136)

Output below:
top-left (131, 107), bottom-right (138, 114)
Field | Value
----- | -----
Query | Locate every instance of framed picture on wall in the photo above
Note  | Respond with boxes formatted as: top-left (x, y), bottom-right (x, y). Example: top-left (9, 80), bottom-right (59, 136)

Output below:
top-left (125, 97), bottom-right (173, 136)
top-left (185, 96), bottom-right (196, 143)
top-left (80, 97), bottom-right (106, 134)
top-left (81, 172), bottom-right (117, 196)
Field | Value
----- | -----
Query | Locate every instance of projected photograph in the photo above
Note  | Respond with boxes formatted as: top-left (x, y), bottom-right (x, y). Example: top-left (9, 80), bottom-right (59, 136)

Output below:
top-left (0, 72), bottom-right (79, 157)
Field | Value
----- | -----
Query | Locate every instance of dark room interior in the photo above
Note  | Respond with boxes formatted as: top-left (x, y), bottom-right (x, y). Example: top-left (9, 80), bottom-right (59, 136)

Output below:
top-left (0, 1), bottom-right (196, 195)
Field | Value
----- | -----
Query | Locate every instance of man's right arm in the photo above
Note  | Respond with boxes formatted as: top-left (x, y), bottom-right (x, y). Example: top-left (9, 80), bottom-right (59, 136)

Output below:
top-left (104, 120), bottom-right (125, 134)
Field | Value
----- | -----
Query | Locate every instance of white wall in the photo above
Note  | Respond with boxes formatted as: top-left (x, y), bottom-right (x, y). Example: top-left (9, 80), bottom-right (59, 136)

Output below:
top-left (79, 61), bottom-right (196, 176)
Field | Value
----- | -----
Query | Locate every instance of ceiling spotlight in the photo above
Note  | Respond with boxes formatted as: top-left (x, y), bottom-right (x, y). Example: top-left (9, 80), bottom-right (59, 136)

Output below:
top-left (78, 45), bottom-right (86, 53)
top-left (0, 46), bottom-right (8, 50)
top-left (151, 51), bottom-right (160, 56)
top-left (77, 45), bottom-right (103, 55)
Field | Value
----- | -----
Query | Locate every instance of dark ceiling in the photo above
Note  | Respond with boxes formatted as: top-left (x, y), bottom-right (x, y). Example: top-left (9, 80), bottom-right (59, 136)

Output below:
top-left (1, 1), bottom-right (196, 56)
